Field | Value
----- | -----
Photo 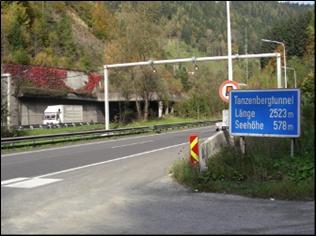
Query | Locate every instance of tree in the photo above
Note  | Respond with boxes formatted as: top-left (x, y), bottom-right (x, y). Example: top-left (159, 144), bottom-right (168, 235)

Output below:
top-left (1, 2), bottom-right (31, 63)
top-left (303, 10), bottom-right (315, 69)
top-left (90, 2), bottom-right (115, 41)
top-left (105, 2), bottom-right (166, 121)
top-left (55, 12), bottom-right (77, 67)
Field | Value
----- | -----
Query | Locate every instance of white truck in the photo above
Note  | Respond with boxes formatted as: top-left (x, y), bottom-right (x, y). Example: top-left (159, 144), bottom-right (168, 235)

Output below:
top-left (43, 105), bottom-right (83, 124)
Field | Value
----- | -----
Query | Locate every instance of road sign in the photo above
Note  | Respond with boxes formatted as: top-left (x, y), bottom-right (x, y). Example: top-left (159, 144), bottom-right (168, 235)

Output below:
top-left (189, 135), bottom-right (199, 166)
top-left (219, 80), bottom-right (239, 103)
top-left (229, 89), bottom-right (300, 137)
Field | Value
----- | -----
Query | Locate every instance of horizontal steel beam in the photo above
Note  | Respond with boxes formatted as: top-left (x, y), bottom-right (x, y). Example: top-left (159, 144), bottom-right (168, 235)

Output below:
top-left (105, 53), bottom-right (280, 69)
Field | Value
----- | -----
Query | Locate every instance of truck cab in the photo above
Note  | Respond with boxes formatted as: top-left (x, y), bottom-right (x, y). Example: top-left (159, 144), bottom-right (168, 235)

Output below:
top-left (43, 106), bottom-right (62, 124)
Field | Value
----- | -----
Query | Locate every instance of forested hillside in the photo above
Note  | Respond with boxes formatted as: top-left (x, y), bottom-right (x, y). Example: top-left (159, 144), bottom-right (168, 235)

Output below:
top-left (1, 1), bottom-right (315, 120)
top-left (1, 1), bottom-right (313, 69)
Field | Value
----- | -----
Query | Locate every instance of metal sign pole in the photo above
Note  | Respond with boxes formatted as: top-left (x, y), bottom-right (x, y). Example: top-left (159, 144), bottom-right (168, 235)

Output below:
top-left (291, 139), bottom-right (295, 157)
top-left (1, 73), bottom-right (12, 129)
top-left (7, 74), bottom-right (11, 129)
top-left (276, 55), bottom-right (282, 88)
top-left (226, 1), bottom-right (233, 82)
top-left (103, 67), bottom-right (109, 130)
top-left (240, 136), bottom-right (246, 154)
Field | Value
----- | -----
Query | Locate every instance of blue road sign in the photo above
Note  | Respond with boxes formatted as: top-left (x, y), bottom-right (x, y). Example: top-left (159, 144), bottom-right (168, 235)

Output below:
top-left (229, 89), bottom-right (300, 137)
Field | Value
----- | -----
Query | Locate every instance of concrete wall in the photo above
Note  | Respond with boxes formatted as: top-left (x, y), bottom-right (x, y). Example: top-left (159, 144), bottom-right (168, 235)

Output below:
top-left (19, 97), bottom-right (104, 125)
top-left (83, 104), bottom-right (100, 123)
top-left (64, 71), bottom-right (88, 90)
top-left (4, 93), bottom-right (164, 126)
top-left (1, 74), bottom-right (19, 127)
top-left (20, 103), bottom-right (46, 125)
top-left (1, 75), bottom-right (9, 126)
top-left (199, 131), bottom-right (230, 171)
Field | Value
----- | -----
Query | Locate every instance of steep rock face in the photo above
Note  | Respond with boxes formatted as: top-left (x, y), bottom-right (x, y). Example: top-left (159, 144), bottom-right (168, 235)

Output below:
top-left (66, 8), bottom-right (104, 70)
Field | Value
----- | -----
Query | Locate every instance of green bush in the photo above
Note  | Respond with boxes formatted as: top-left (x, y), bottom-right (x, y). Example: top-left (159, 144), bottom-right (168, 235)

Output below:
top-left (12, 49), bottom-right (30, 64)
top-left (171, 159), bottom-right (200, 187)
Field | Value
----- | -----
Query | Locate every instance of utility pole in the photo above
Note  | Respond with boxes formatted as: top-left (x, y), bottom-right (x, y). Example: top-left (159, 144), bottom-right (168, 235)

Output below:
top-left (226, 1), bottom-right (233, 81)
top-left (245, 27), bottom-right (249, 83)
top-left (283, 66), bottom-right (297, 88)
top-left (261, 39), bottom-right (287, 88)
top-left (1, 73), bottom-right (11, 129)
top-left (104, 67), bottom-right (109, 130)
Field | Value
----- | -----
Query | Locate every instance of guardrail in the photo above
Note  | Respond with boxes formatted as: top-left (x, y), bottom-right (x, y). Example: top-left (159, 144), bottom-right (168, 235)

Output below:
top-left (13, 121), bottom-right (98, 130)
top-left (1, 120), bottom-right (219, 149)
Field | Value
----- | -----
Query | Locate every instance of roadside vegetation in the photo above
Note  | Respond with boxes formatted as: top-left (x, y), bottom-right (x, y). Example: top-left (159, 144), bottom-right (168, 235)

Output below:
top-left (6, 124), bottom-right (105, 137)
top-left (111, 115), bottom-right (219, 129)
top-left (172, 140), bottom-right (314, 200)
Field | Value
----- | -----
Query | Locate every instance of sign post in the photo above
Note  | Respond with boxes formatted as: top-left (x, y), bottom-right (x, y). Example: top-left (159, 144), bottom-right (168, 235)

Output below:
top-left (229, 89), bottom-right (300, 156)
top-left (217, 80), bottom-right (239, 132)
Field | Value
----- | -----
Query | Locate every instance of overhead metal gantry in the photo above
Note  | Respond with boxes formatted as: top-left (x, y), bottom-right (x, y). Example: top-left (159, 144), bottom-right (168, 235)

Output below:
top-left (103, 52), bottom-right (282, 130)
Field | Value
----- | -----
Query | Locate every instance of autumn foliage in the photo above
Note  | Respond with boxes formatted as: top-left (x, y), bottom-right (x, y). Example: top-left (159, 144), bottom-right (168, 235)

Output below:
top-left (3, 64), bottom-right (102, 97)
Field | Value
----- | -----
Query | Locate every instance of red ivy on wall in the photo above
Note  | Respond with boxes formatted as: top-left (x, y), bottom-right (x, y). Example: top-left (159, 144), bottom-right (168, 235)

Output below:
top-left (3, 64), bottom-right (69, 90)
top-left (3, 64), bottom-right (102, 96)
top-left (29, 66), bottom-right (68, 90)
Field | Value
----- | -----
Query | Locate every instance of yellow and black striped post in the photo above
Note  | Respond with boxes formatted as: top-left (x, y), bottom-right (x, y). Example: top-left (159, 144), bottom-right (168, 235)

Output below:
top-left (189, 135), bottom-right (199, 166)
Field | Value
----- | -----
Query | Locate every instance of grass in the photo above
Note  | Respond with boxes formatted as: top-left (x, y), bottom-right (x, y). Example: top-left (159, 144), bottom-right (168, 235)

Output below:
top-left (13, 124), bottom-right (106, 137)
top-left (171, 142), bottom-right (315, 201)
top-left (111, 116), bottom-right (206, 128)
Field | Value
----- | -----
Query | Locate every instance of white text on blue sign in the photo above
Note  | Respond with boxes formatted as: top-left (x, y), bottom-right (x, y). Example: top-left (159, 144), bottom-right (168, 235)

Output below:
top-left (229, 89), bottom-right (300, 138)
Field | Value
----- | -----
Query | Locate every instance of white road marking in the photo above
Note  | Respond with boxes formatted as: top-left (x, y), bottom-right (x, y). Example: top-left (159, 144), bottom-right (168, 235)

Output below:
top-left (111, 140), bottom-right (153, 149)
top-left (4, 177), bottom-right (62, 189)
top-left (1, 136), bottom-right (211, 188)
top-left (1, 177), bottom-right (29, 185)
top-left (34, 142), bottom-right (188, 179)
top-left (1, 126), bottom-right (215, 158)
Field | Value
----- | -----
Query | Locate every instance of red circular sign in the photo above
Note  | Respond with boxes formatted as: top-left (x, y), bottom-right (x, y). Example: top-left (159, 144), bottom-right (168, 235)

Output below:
top-left (218, 80), bottom-right (239, 103)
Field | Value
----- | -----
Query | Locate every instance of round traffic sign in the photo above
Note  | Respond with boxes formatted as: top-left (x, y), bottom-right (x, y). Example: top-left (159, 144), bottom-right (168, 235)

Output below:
top-left (218, 80), bottom-right (239, 103)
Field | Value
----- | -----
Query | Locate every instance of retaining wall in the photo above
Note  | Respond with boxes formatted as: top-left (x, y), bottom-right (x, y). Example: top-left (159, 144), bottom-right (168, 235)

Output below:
top-left (199, 130), bottom-right (230, 171)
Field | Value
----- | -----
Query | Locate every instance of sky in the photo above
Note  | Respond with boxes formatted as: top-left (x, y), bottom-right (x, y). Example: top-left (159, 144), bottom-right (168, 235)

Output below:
top-left (280, 1), bottom-right (315, 5)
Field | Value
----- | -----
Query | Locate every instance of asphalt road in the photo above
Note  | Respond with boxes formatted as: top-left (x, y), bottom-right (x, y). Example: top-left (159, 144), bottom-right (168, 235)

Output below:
top-left (1, 126), bottom-right (315, 235)
top-left (1, 126), bottom-right (215, 180)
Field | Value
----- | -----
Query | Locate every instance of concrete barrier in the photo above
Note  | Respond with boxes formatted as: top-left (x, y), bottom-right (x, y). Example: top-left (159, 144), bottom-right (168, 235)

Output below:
top-left (199, 131), bottom-right (230, 171)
